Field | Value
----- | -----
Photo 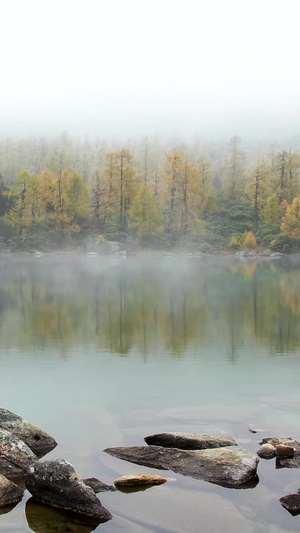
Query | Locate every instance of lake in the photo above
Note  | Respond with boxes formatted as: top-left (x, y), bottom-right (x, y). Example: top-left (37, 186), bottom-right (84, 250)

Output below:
top-left (1, 253), bottom-right (300, 532)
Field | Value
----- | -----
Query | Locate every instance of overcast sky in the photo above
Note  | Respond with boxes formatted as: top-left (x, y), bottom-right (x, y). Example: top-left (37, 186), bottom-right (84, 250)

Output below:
top-left (1, 0), bottom-right (300, 141)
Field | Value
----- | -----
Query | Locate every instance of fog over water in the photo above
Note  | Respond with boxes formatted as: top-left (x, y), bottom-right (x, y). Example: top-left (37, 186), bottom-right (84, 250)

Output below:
top-left (1, 0), bottom-right (300, 142)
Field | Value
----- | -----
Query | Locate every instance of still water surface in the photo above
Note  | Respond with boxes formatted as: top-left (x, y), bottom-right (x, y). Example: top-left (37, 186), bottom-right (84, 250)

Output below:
top-left (1, 253), bottom-right (300, 532)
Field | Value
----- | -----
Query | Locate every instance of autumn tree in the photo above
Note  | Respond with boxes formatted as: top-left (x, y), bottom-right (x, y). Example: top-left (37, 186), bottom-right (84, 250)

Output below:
top-left (243, 231), bottom-right (257, 250)
top-left (197, 155), bottom-right (214, 219)
top-left (163, 150), bottom-right (207, 236)
top-left (129, 184), bottom-right (162, 243)
top-left (5, 169), bottom-right (90, 244)
top-left (281, 197), bottom-right (300, 240)
top-left (224, 136), bottom-right (245, 201)
top-left (67, 172), bottom-right (90, 223)
top-left (246, 160), bottom-right (271, 229)
top-left (91, 171), bottom-right (106, 232)
top-left (4, 170), bottom-right (43, 236)
top-left (115, 149), bottom-right (139, 232)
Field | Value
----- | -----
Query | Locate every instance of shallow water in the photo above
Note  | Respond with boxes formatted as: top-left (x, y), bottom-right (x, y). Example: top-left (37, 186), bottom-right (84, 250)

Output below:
top-left (1, 253), bottom-right (300, 532)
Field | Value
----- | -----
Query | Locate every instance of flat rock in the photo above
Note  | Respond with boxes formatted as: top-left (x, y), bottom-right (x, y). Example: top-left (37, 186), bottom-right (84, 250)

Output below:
top-left (0, 408), bottom-right (57, 457)
top-left (0, 428), bottom-right (38, 481)
top-left (104, 445), bottom-right (259, 488)
top-left (280, 492), bottom-right (300, 516)
top-left (0, 473), bottom-right (24, 508)
top-left (83, 477), bottom-right (116, 493)
top-left (144, 432), bottom-right (237, 450)
top-left (114, 474), bottom-right (168, 488)
top-left (25, 459), bottom-right (112, 521)
top-left (260, 437), bottom-right (300, 468)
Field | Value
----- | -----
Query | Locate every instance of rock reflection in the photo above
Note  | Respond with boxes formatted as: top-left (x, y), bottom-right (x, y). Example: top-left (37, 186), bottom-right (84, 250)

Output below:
top-left (25, 498), bottom-right (102, 533)
top-left (116, 484), bottom-right (161, 494)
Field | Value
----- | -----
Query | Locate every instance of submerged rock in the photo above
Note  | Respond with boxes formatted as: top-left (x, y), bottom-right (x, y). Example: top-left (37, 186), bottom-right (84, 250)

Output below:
top-left (0, 408), bottom-right (57, 457)
top-left (114, 474), bottom-right (168, 488)
top-left (260, 437), bottom-right (300, 468)
top-left (0, 473), bottom-right (24, 508)
top-left (0, 428), bottom-right (37, 481)
top-left (144, 432), bottom-right (237, 450)
top-left (83, 477), bottom-right (116, 493)
top-left (25, 459), bottom-right (112, 521)
top-left (280, 491), bottom-right (300, 516)
top-left (104, 445), bottom-right (259, 488)
top-left (26, 497), bottom-right (103, 532)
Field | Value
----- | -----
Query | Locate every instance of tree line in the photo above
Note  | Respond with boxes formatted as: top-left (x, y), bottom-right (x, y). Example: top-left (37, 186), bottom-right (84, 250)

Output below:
top-left (0, 133), bottom-right (300, 251)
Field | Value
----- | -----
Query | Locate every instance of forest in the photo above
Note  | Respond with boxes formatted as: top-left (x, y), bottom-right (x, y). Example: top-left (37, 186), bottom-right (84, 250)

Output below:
top-left (0, 132), bottom-right (300, 252)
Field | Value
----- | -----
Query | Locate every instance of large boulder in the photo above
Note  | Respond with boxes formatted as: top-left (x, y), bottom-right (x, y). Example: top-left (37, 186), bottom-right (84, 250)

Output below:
top-left (0, 473), bottom-right (24, 508)
top-left (144, 432), bottom-right (237, 450)
top-left (104, 445), bottom-right (259, 488)
top-left (25, 459), bottom-right (112, 521)
top-left (259, 437), bottom-right (300, 468)
top-left (0, 409), bottom-right (57, 457)
top-left (0, 428), bottom-right (37, 481)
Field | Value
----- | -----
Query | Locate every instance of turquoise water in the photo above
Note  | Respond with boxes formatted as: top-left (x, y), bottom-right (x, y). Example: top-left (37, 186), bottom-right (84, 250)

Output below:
top-left (1, 253), bottom-right (300, 532)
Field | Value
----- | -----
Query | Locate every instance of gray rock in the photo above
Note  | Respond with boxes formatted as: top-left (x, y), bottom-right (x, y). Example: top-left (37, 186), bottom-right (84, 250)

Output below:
top-left (260, 437), bottom-right (300, 468)
top-left (0, 473), bottom-right (24, 508)
top-left (235, 251), bottom-right (255, 257)
top-left (25, 459), bottom-right (112, 521)
top-left (84, 236), bottom-right (120, 254)
top-left (257, 443), bottom-right (276, 459)
top-left (0, 408), bottom-right (57, 457)
top-left (144, 432), bottom-right (237, 450)
top-left (83, 477), bottom-right (116, 493)
top-left (104, 445), bottom-right (259, 488)
top-left (280, 491), bottom-right (300, 516)
top-left (0, 428), bottom-right (38, 481)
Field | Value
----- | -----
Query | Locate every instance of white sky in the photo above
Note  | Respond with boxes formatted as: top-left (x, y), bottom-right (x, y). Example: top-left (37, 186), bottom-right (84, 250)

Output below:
top-left (1, 0), bottom-right (300, 140)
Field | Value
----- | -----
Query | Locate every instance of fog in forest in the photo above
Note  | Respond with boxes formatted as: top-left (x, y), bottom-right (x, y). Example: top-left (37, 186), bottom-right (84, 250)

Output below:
top-left (1, 0), bottom-right (300, 144)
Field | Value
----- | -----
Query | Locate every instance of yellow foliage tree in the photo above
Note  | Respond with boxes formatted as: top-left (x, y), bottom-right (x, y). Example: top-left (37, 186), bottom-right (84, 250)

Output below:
top-left (281, 197), bottom-right (300, 239)
top-left (243, 231), bottom-right (257, 250)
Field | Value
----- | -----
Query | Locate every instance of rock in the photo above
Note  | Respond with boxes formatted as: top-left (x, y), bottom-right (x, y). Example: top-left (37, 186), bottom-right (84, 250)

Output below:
top-left (257, 444), bottom-right (276, 459)
top-left (248, 425), bottom-right (265, 433)
top-left (280, 492), bottom-right (300, 516)
top-left (144, 432), bottom-right (237, 450)
top-left (84, 236), bottom-right (120, 254)
top-left (270, 252), bottom-right (284, 258)
top-left (260, 437), bottom-right (300, 468)
top-left (104, 445), bottom-right (259, 488)
top-left (0, 473), bottom-right (23, 508)
top-left (83, 477), bottom-right (116, 493)
top-left (0, 428), bottom-right (38, 481)
top-left (276, 445), bottom-right (294, 458)
top-left (114, 474), bottom-right (168, 488)
top-left (235, 251), bottom-right (255, 257)
top-left (26, 497), bottom-right (102, 532)
top-left (25, 459), bottom-right (112, 521)
top-left (0, 408), bottom-right (57, 457)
